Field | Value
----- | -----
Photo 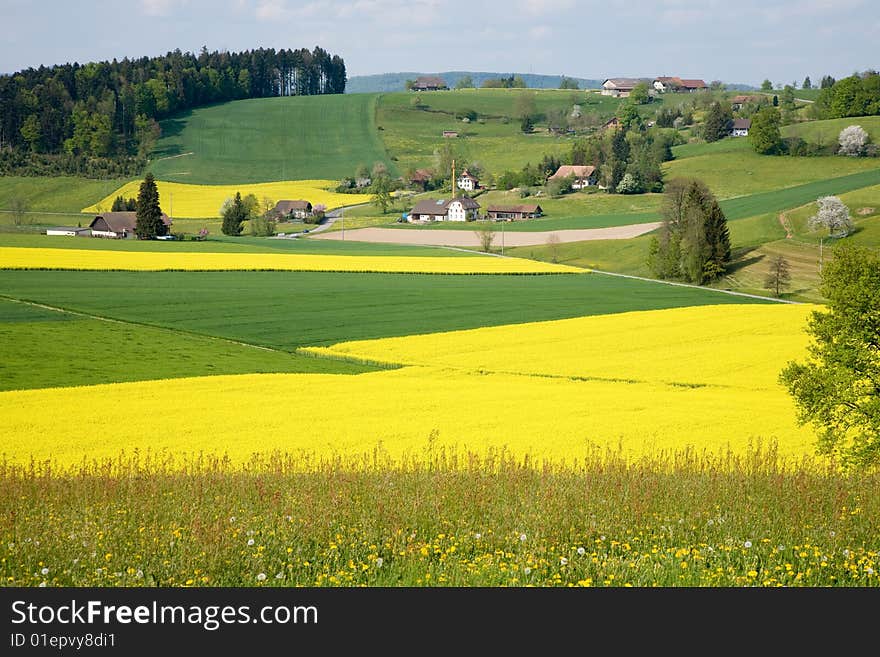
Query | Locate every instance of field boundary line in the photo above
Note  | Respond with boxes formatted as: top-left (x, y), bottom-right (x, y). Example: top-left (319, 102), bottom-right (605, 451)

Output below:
top-left (0, 294), bottom-right (291, 354)
top-left (587, 270), bottom-right (804, 304)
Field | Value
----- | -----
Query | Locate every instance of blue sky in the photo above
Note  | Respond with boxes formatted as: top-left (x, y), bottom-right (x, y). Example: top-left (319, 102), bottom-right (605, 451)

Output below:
top-left (2, 0), bottom-right (878, 86)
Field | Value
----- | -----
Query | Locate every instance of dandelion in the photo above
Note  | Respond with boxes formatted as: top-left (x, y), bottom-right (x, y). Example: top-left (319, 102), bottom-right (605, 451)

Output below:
top-left (577, 547), bottom-right (586, 556)
top-left (519, 533), bottom-right (527, 542)
top-left (523, 567), bottom-right (532, 575)
top-left (275, 573), bottom-right (284, 580)
top-left (256, 573), bottom-right (267, 582)
top-left (247, 539), bottom-right (255, 546)
top-left (829, 531), bottom-right (836, 537)
top-left (40, 567), bottom-right (49, 576)
top-left (867, 568), bottom-right (874, 576)
top-left (229, 517), bottom-right (236, 523)
top-left (744, 541), bottom-right (752, 549)
top-left (375, 558), bottom-right (384, 567)
top-left (560, 557), bottom-right (568, 566)
top-left (136, 570), bottom-right (143, 579)
top-left (39, 582), bottom-right (46, 587)
top-left (777, 545), bottom-right (785, 552)
top-left (474, 533), bottom-right (482, 540)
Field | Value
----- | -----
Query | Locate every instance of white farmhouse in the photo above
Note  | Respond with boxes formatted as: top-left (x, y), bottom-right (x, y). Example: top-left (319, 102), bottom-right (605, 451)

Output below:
top-left (409, 197), bottom-right (480, 222)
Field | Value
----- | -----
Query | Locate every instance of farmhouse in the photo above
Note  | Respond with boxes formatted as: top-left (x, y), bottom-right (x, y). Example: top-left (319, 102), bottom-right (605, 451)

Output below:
top-left (601, 78), bottom-right (652, 97)
top-left (45, 226), bottom-right (90, 237)
top-left (548, 165), bottom-right (598, 189)
top-left (409, 197), bottom-right (480, 222)
top-left (89, 211), bottom-right (171, 239)
top-left (442, 130), bottom-right (459, 138)
top-left (603, 117), bottom-right (621, 130)
top-left (653, 77), bottom-right (708, 93)
top-left (456, 169), bottom-right (479, 191)
top-left (408, 168), bottom-right (434, 190)
top-left (486, 204), bottom-right (543, 221)
top-left (730, 118), bottom-right (752, 137)
top-left (412, 76), bottom-right (448, 91)
top-left (272, 200), bottom-right (313, 220)
top-left (731, 94), bottom-right (761, 110)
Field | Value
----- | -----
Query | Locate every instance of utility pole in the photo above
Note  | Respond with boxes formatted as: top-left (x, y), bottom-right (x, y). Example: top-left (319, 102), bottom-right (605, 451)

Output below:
top-left (341, 205), bottom-right (344, 241)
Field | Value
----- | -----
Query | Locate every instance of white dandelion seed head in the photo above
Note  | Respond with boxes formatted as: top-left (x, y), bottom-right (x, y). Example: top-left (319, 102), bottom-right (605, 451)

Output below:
top-left (519, 533), bottom-right (527, 542)
top-left (577, 547), bottom-right (586, 555)
top-left (829, 530), bottom-right (836, 537)
top-left (229, 516), bottom-right (236, 523)
top-left (843, 549), bottom-right (850, 557)
top-left (474, 533), bottom-right (482, 540)
top-left (39, 581), bottom-right (46, 587)
top-left (256, 572), bottom-right (267, 582)
top-left (247, 538), bottom-right (255, 546)
top-left (744, 541), bottom-right (753, 549)
top-left (707, 519), bottom-right (714, 526)
top-left (523, 567), bottom-right (532, 575)
top-left (600, 535), bottom-right (606, 541)
top-left (777, 545), bottom-right (785, 552)
top-left (285, 515), bottom-right (292, 522)
top-left (136, 570), bottom-right (143, 579)
top-left (275, 572), bottom-right (284, 579)
top-left (560, 557), bottom-right (568, 566)
top-left (867, 567), bottom-right (874, 575)
top-left (40, 567), bottom-right (49, 575)
top-left (375, 557), bottom-right (384, 567)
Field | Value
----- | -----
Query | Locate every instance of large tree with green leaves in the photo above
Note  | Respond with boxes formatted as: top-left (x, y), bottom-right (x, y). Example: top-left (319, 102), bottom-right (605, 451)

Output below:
top-left (779, 244), bottom-right (880, 469)
top-left (647, 178), bottom-right (730, 284)
top-left (749, 106), bottom-right (783, 154)
top-left (703, 101), bottom-right (732, 142)
top-left (134, 172), bottom-right (166, 239)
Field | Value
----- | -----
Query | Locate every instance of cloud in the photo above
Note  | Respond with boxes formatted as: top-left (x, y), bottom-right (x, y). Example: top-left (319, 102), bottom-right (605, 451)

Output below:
top-left (521, 0), bottom-right (575, 14)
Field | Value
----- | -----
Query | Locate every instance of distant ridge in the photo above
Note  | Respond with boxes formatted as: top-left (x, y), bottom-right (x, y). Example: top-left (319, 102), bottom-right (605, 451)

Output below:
top-left (346, 71), bottom-right (605, 93)
top-left (346, 71), bottom-right (757, 93)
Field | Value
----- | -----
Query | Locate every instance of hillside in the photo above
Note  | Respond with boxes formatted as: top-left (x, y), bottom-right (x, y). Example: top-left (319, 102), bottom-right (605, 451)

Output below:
top-left (346, 71), bottom-right (604, 93)
top-left (149, 94), bottom-right (396, 184)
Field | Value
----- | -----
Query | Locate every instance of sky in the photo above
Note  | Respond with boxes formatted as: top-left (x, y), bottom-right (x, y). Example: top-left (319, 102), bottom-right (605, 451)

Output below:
top-left (1, 0), bottom-right (878, 87)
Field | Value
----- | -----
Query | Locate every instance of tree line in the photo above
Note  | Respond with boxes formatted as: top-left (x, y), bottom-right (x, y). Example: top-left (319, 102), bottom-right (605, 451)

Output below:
top-left (0, 45), bottom-right (346, 176)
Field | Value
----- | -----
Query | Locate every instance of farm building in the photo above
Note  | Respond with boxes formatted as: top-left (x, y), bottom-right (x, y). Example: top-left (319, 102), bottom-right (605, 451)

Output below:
top-left (409, 197), bottom-right (480, 222)
top-left (412, 76), bottom-right (448, 91)
top-left (730, 118), bottom-right (752, 137)
top-left (456, 169), bottom-right (479, 191)
top-left (89, 212), bottom-right (171, 239)
top-left (603, 117), bottom-right (621, 130)
top-left (486, 204), bottom-right (543, 221)
top-left (548, 165), bottom-right (598, 189)
top-left (731, 94), bottom-right (761, 110)
top-left (653, 77), bottom-right (708, 93)
top-left (442, 130), bottom-right (459, 138)
top-left (45, 226), bottom-right (90, 237)
top-left (408, 168), bottom-right (434, 190)
top-left (601, 78), bottom-right (652, 97)
top-left (272, 200), bottom-right (313, 220)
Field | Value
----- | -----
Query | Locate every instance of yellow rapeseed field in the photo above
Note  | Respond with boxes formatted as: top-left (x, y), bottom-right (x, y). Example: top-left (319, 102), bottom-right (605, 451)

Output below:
top-left (305, 303), bottom-right (817, 390)
top-left (0, 304), bottom-right (821, 469)
top-left (82, 180), bottom-right (362, 218)
top-left (0, 367), bottom-right (816, 469)
top-left (0, 247), bottom-right (584, 274)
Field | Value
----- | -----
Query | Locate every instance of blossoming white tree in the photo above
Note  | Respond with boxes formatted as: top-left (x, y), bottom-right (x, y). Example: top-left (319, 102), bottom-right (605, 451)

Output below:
top-left (838, 125), bottom-right (869, 156)
top-left (808, 196), bottom-right (853, 236)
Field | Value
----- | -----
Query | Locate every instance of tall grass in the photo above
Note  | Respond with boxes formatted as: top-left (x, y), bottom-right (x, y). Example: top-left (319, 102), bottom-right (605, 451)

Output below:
top-left (2, 446), bottom-right (877, 587)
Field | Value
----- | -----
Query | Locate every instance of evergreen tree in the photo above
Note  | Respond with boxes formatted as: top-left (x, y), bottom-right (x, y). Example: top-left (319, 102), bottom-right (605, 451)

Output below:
top-left (609, 128), bottom-right (629, 192)
top-left (134, 172), bottom-right (165, 239)
top-left (802, 76), bottom-right (812, 90)
top-left (703, 101), bottom-right (732, 142)
top-left (221, 192), bottom-right (247, 236)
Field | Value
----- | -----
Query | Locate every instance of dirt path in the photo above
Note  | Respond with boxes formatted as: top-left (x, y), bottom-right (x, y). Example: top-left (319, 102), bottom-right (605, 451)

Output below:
top-left (310, 222), bottom-right (662, 247)
top-left (779, 213), bottom-right (793, 239)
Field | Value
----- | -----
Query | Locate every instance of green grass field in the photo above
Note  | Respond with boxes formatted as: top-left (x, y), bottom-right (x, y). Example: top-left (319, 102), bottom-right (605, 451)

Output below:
top-left (149, 94), bottom-right (396, 183)
top-left (781, 116), bottom-right (880, 146)
top-left (0, 298), bottom-right (373, 391)
top-left (0, 176), bottom-right (127, 226)
top-left (0, 270), bottom-right (773, 357)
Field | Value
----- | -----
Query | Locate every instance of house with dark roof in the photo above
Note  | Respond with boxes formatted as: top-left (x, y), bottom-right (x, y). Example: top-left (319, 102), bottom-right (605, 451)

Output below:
top-left (408, 197), bottom-right (480, 222)
top-left (486, 204), bottom-right (543, 221)
top-left (548, 165), bottom-right (598, 189)
top-left (408, 168), bottom-right (435, 190)
top-left (731, 94), bottom-right (761, 111)
top-left (89, 211), bottom-right (171, 239)
top-left (272, 200), bottom-right (313, 220)
top-left (412, 76), bottom-right (448, 91)
top-left (730, 118), bottom-right (752, 137)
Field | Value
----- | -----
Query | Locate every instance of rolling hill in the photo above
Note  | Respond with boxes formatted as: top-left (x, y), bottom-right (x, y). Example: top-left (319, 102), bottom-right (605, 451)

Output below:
top-left (346, 71), bottom-right (605, 93)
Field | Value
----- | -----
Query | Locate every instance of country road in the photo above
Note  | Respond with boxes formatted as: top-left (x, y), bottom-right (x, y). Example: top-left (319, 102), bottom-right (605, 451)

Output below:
top-left (309, 221), bottom-right (662, 247)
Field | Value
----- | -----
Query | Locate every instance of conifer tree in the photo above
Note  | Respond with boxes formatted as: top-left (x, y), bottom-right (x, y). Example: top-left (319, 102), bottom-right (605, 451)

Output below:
top-left (135, 172), bottom-right (165, 239)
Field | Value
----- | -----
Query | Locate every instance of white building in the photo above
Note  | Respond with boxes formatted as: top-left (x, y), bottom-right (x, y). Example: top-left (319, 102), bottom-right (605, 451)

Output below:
top-left (456, 169), bottom-right (479, 192)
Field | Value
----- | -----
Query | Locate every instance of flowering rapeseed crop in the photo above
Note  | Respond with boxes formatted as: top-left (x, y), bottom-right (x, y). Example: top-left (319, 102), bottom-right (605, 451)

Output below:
top-left (0, 247), bottom-right (584, 274)
top-left (82, 180), bottom-right (358, 218)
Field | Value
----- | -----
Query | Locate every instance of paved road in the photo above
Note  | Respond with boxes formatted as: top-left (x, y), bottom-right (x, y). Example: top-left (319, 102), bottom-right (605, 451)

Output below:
top-left (309, 222), bottom-right (662, 247)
